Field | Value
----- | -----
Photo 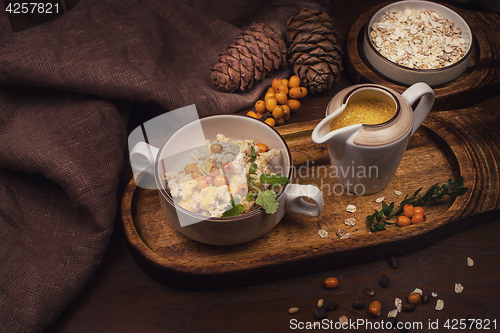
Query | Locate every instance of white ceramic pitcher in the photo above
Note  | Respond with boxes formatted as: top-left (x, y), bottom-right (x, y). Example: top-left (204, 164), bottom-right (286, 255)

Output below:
top-left (311, 83), bottom-right (434, 195)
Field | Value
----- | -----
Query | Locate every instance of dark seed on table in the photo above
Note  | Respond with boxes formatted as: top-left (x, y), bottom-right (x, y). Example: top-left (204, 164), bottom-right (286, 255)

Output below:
top-left (402, 303), bottom-right (416, 313)
top-left (387, 256), bottom-right (398, 269)
top-left (387, 317), bottom-right (398, 330)
top-left (314, 308), bottom-right (328, 319)
top-left (364, 288), bottom-right (375, 296)
top-left (352, 299), bottom-right (365, 310)
top-left (378, 275), bottom-right (389, 288)
top-left (323, 301), bottom-right (338, 311)
top-left (421, 291), bottom-right (431, 304)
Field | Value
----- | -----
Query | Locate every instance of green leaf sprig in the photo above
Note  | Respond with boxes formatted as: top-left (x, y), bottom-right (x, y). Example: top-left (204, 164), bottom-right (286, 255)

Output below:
top-left (221, 145), bottom-right (290, 217)
top-left (367, 176), bottom-right (468, 232)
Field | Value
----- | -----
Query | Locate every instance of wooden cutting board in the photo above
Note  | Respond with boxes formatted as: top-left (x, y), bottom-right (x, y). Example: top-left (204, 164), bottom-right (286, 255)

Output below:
top-left (120, 108), bottom-right (500, 290)
top-left (345, 2), bottom-right (500, 111)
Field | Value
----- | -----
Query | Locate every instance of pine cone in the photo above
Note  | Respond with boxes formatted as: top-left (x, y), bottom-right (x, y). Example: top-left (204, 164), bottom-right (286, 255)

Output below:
top-left (286, 9), bottom-right (343, 94)
top-left (211, 23), bottom-right (287, 93)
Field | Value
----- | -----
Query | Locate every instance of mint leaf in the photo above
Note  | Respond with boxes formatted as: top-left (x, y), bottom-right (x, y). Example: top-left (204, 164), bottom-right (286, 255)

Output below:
top-left (260, 173), bottom-right (290, 186)
top-left (221, 203), bottom-right (245, 217)
top-left (255, 189), bottom-right (279, 214)
top-left (249, 145), bottom-right (258, 175)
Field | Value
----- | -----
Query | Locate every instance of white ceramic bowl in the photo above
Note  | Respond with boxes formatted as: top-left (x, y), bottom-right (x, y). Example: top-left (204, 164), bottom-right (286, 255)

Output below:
top-left (130, 114), bottom-right (324, 245)
top-left (363, 0), bottom-right (473, 86)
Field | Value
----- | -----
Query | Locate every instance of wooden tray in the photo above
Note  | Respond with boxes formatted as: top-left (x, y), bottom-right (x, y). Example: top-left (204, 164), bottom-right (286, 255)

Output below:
top-left (121, 108), bottom-right (500, 290)
top-left (345, 3), bottom-right (500, 111)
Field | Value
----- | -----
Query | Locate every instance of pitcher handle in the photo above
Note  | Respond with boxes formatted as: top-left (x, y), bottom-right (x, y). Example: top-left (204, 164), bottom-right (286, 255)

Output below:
top-left (401, 82), bottom-right (435, 136)
top-left (285, 184), bottom-right (324, 217)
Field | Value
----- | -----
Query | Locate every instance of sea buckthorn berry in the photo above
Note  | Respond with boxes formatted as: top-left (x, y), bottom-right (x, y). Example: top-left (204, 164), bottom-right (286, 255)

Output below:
top-left (210, 143), bottom-right (223, 154)
top-left (256, 143), bottom-right (269, 153)
top-left (265, 118), bottom-right (276, 127)
top-left (281, 78), bottom-right (289, 88)
top-left (272, 105), bottom-right (285, 119)
top-left (255, 100), bottom-right (266, 113)
top-left (276, 117), bottom-right (285, 126)
top-left (272, 78), bottom-right (282, 90)
top-left (267, 87), bottom-right (275, 93)
top-left (275, 84), bottom-right (288, 95)
top-left (413, 206), bottom-right (424, 215)
top-left (411, 213), bottom-right (426, 224)
top-left (184, 164), bottom-right (198, 174)
top-left (397, 215), bottom-right (411, 227)
top-left (237, 184), bottom-right (248, 195)
top-left (282, 104), bottom-right (291, 115)
top-left (246, 111), bottom-right (259, 119)
top-left (289, 75), bottom-right (301, 88)
top-left (209, 165), bottom-right (220, 177)
top-left (404, 204), bottom-right (414, 218)
top-left (266, 97), bottom-right (278, 112)
top-left (203, 175), bottom-right (213, 185)
top-left (213, 175), bottom-right (228, 187)
top-left (284, 112), bottom-right (291, 121)
top-left (408, 292), bottom-right (422, 304)
top-left (368, 301), bottom-right (382, 317)
top-left (191, 170), bottom-right (205, 180)
top-left (196, 178), bottom-right (210, 190)
top-left (265, 91), bottom-right (275, 101)
top-left (287, 99), bottom-right (301, 111)
top-left (289, 87), bottom-right (303, 99)
top-left (275, 90), bottom-right (288, 105)
top-left (223, 163), bottom-right (235, 174)
top-left (300, 87), bottom-right (308, 98)
top-left (324, 277), bottom-right (339, 289)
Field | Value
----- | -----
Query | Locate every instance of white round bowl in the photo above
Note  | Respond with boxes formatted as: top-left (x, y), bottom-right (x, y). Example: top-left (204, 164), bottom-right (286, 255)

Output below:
top-left (130, 114), bottom-right (324, 245)
top-left (363, 0), bottom-right (473, 86)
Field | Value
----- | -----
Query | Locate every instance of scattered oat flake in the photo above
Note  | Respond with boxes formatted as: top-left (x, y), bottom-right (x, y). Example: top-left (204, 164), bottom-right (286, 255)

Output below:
top-left (395, 298), bottom-right (402, 312)
top-left (467, 257), bottom-right (474, 267)
top-left (388, 309), bottom-right (398, 318)
top-left (375, 197), bottom-right (385, 203)
top-left (318, 229), bottom-right (329, 239)
top-left (394, 190), bottom-right (402, 195)
top-left (340, 233), bottom-right (352, 240)
top-left (435, 299), bottom-right (444, 311)
top-left (412, 288), bottom-right (423, 295)
top-left (455, 283), bottom-right (464, 294)
top-left (336, 228), bottom-right (346, 238)
top-left (344, 217), bottom-right (356, 226)
top-left (346, 205), bottom-right (356, 213)
top-left (432, 292), bottom-right (438, 297)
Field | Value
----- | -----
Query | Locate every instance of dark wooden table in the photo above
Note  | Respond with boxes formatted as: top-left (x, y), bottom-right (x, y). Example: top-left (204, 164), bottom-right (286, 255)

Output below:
top-left (46, 1), bottom-right (500, 332)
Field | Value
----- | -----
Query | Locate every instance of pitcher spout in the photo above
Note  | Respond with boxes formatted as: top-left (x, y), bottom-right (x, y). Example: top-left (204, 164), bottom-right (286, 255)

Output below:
top-left (312, 105), bottom-right (363, 159)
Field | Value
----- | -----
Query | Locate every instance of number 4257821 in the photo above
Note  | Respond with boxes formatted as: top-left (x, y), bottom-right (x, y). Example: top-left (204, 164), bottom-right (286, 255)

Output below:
top-left (5, 2), bottom-right (60, 14)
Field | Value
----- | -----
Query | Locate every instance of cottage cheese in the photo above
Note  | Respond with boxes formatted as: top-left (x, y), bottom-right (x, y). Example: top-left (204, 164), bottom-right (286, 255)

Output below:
top-left (164, 134), bottom-right (281, 217)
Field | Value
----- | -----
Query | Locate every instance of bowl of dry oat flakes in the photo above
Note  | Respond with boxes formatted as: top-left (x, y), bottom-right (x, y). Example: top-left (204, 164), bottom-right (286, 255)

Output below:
top-left (363, 0), bottom-right (473, 86)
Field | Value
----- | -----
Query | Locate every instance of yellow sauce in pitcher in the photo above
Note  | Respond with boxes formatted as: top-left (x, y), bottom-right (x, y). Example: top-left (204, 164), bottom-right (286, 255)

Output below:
top-left (330, 99), bottom-right (395, 131)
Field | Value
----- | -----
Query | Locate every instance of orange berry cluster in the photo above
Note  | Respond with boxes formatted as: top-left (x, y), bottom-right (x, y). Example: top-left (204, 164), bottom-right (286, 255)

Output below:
top-left (246, 75), bottom-right (307, 127)
top-left (396, 204), bottom-right (426, 226)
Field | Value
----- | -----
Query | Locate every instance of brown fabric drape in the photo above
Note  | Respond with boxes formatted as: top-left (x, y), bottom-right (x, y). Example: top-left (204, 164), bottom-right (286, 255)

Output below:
top-left (0, 0), bottom-right (326, 331)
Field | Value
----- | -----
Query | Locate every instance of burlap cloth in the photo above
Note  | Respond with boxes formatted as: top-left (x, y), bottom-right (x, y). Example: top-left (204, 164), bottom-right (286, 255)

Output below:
top-left (0, 0), bottom-right (326, 331)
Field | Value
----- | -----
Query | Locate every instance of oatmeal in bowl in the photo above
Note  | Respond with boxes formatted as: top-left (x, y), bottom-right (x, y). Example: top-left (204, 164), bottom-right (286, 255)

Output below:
top-left (363, 0), bottom-right (473, 86)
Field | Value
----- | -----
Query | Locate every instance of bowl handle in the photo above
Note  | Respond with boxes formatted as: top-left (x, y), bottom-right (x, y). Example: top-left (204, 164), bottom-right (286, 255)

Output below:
top-left (130, 142), bottom-right (159, 177)
top-left (285, 184), bottom-right (324, 217)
